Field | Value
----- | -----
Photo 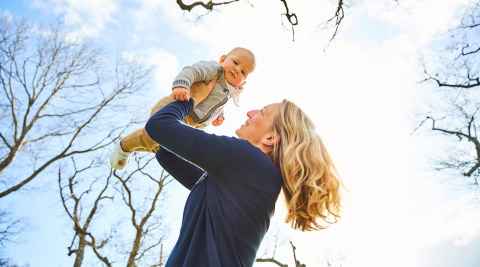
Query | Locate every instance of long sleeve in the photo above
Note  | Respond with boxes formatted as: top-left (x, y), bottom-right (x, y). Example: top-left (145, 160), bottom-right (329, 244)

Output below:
top-left (172, 61), bottom-right (222, 90)
top-left (155, 147), bottom-right (205, 190)
top-left (145, 100), bottom-right (244, 177)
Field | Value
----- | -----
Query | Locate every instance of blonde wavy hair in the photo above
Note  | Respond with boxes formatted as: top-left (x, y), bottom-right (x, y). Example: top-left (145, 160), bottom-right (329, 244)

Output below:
top-left (271, 100), bottom-right (342, 231)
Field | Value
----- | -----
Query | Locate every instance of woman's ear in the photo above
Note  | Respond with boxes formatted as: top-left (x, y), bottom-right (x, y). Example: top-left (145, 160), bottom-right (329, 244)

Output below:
top-left (262, 133), bottom-right (279, 148)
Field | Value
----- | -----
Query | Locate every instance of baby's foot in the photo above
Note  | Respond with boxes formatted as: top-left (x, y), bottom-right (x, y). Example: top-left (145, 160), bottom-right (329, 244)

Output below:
top-left (110, 142), bottom-right (130, 170)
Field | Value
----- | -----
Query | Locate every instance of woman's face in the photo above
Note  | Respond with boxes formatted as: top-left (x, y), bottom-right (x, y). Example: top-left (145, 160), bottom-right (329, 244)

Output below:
top-left (236, 103), bottom-right (281, 147)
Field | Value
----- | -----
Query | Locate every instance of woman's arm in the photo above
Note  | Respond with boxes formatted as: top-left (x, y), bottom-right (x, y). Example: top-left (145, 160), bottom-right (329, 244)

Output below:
top-left (145, 99), bottom-right (241, 175)
top-left (156, 147), bottom-right (205, 190)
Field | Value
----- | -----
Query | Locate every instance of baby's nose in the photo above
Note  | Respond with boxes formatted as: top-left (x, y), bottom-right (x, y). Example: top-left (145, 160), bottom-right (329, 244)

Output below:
top-left (235, 65), bottom-right (241, 73)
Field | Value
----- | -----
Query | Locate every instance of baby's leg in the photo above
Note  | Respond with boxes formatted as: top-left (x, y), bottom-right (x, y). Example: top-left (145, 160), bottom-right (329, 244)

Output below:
top-left (111, 125), bottom-right (159, 169)
top-left (150, 95), bottom-right (175, 115)
top-left (120, 95), bottom-right (175, 153)
top-left (120, 128), bottom-right (159, 153)
top-left (114, 93), bottom-right (206, 160)
top-left (110, 96), bottom-right (174, 169)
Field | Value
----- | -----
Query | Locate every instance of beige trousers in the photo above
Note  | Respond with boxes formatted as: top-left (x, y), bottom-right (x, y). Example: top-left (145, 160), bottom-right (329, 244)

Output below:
top-left (120, 81), bottom-right (215, 153)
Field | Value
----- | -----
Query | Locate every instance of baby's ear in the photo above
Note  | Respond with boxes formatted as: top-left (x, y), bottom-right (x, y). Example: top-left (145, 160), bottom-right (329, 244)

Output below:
top-left (219, 55), bottom-right (226, 63)
top-left (239, 81), bottom-right (246, 89)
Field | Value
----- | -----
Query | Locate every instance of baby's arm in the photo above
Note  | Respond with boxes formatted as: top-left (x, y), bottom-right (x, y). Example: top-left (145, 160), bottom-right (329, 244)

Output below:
top-left (172, 87), bottom-right (190, 101)
top-left (171, 61), bottom-right (221, 101)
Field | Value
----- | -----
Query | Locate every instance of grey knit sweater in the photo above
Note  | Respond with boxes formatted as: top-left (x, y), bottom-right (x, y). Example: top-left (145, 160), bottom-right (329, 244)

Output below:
top-left (172, 60), bottom-right (236, 125)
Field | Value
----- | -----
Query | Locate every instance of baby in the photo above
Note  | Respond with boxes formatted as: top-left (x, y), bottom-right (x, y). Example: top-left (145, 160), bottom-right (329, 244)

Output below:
top-left (110, 47), bottom-right (255, 170)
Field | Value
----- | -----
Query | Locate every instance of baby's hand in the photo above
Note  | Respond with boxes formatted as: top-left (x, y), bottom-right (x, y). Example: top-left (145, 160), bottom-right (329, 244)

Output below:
top-left (171, 87), bottom-right (190, 101)
top-left (211, 115), bottom-right (224, 127)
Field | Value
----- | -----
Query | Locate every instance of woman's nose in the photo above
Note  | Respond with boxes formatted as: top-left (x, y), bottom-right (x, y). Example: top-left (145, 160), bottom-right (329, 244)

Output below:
top-left (247, 110), bottom-right (258, 118)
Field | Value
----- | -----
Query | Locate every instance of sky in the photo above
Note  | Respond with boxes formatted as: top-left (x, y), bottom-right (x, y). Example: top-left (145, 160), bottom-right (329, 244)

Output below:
top-left (1, 0), bottom-right (480, 266)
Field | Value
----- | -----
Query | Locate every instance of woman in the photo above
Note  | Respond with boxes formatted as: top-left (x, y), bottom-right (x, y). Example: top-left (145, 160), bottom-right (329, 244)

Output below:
top-left (145, 96), bottom-right (341, 267)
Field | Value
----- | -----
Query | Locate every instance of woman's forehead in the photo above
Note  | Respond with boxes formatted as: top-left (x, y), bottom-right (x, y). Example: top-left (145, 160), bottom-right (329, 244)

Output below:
top-left (263, 103), bottom-right (281, 114)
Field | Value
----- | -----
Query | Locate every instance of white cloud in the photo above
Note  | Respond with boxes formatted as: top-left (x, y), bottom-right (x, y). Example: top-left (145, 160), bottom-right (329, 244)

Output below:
top-left (121, 48), bottom-right (179, 108)
top-left (0, 9), bottom-right (14, 22)
top-left (357, 0), bottom-right (471, 47)
top-left (146, 49), bottom-right (179, 95)
top-left (33, 0), bottom-right (117, 39)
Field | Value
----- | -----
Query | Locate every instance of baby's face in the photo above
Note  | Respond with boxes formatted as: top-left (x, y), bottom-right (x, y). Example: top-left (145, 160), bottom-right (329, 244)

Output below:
top-left (220, 50), bottom-right (255, 88)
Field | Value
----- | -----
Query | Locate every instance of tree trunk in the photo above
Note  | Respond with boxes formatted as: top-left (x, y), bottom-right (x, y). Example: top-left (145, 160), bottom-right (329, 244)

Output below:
top-left (73, 235), bottom-right (86, 267)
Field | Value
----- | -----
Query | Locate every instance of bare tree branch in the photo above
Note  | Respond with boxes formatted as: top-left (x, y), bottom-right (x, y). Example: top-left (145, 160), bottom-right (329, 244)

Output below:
top-left (86, 232), bottom-right (113, 267)
top-left (256, 257), bottom-right (288, 267)
top-left (326, 0), bottom-right (345, 42)
top-left (423, 67), bottom-right (480, 89)
top-left (0, 17), bottom-right (151, 198)
top-left (176, 0), bottom-right (240, 11)
top-left (0, 210), bottom-right (22, 248)
top-left (289, 241), bottom-right (306, 267)
top-left (175, 0), bottom-right (349, 42)
top-left (279, 0), bottom-right (298, 41)
top-left (460, 2), bottom-right (480, 29)
top-left (256, 240), bottom-right (306, 267)
top-left (460, 44), bottom-right (480, 56)
top-left (58, 159), bottom-right (114, 267)
top-left (113, 156), bottom-right (169, 267)
top-left (421, 40), bottom-right (480, 178)
top-left (424, 111), bottom-right (480, 180)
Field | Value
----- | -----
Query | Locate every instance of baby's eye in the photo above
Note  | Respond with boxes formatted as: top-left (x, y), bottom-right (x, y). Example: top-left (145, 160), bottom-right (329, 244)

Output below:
top-left (233, 60), bottom-right (238, 65)
top-left (241, 70), bottom-right (246, 76)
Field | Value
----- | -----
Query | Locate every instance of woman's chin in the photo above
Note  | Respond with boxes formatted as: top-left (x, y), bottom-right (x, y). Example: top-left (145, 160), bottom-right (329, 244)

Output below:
top-left (235, 127), bottom-right (247, 138)
top-left (234, 128), bottom-right (241, 137)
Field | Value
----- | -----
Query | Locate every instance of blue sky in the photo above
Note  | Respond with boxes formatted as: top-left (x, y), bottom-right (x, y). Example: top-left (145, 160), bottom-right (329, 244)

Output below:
top-left (1, 0), bottom-right (480, 266)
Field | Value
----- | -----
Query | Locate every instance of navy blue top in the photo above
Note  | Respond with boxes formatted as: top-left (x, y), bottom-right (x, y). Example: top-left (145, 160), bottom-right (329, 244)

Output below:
top-left (145, 100), bottom-right (282, 267)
